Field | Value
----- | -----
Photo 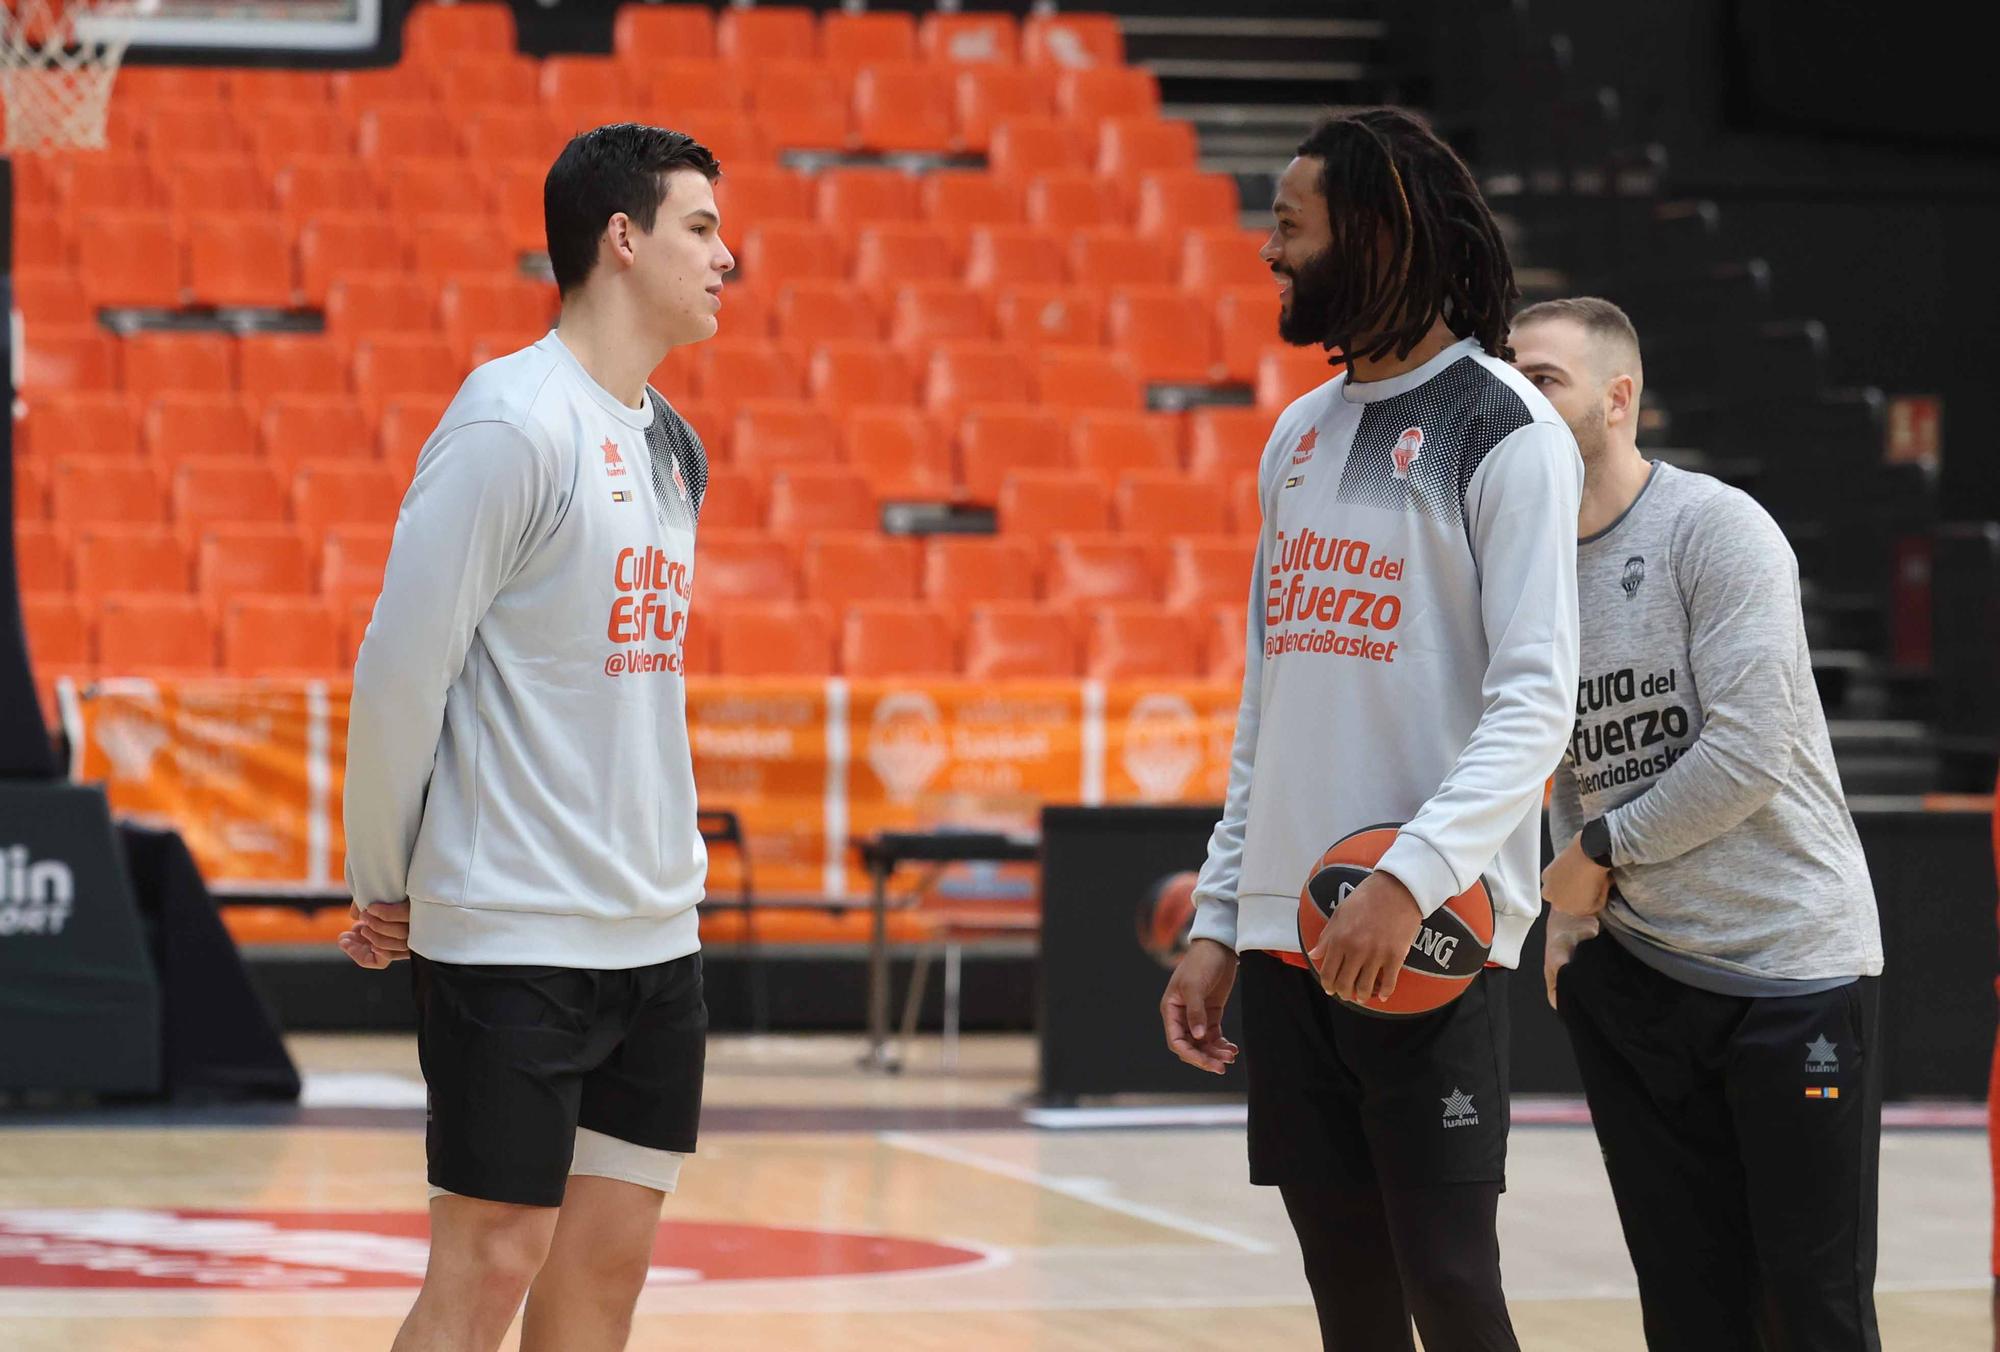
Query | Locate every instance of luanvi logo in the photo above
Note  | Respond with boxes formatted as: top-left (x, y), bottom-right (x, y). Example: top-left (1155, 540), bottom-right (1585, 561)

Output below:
top-left (1441, 1087), bottom-right (1480, 1129)
top-left (0, 846), bottom-right (75, 936)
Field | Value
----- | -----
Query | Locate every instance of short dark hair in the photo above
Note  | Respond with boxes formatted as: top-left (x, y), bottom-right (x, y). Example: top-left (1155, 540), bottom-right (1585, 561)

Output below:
top-left (1293, 108), bottom-right (1517, 364)
top-left (1511, 296), bottom-right (1643, 362)
top-left (544, 123), bottom-right (721, 297)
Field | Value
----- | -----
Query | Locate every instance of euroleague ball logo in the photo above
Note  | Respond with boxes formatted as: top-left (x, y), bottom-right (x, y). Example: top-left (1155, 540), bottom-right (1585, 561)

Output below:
top-left (1391, 426), bottom-right (1425, 480)
top-left (1136, 871), bottom-right (1200, 969)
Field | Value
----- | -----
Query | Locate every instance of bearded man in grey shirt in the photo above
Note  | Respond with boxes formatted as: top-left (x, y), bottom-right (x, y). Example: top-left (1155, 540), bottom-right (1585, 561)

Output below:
top-left (1514, 297), bottom-right (1885, 1352)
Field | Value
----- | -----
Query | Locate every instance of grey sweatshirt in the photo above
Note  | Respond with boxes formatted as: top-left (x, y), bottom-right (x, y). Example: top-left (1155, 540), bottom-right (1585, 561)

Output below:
top-left (1548, 461), bottom-right (1883, 990)
top-left (344, 332), bottom-right (708, 969)
top-left (1190, 338), bottom-right (1583, 968)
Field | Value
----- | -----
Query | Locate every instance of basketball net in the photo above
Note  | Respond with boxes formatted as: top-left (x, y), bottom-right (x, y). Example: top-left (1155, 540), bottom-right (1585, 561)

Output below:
top-left (0, 0), bottom-right (152, 152)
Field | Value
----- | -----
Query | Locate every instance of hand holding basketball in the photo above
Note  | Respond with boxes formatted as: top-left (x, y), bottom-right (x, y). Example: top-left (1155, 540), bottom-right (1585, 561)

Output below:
top-left (337, 901), bottom-right (411, 970)
top-left (1309, 872), bottom-right (1423, 1004)
top-left (1541, 837), bottom-right (1611, 917)
top-left (1161, 938), bottom-right (1240, 1074)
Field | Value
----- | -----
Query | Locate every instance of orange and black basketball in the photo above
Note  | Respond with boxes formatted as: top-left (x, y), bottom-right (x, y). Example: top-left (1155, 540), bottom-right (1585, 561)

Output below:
top-left (1295, 824), bottom-right (1493, 1017)
top-left (1136, 870), bottom-right (1201, 969)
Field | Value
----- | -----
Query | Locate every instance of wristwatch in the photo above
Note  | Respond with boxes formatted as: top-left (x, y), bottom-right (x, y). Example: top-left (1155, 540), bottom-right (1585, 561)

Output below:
top-left (1579, 818), bottom-right (1614, 869)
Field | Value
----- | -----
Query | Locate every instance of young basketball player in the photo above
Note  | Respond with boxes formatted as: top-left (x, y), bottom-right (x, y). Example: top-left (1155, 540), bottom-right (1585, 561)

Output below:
top-left (1516, 297), bottom-right (1885, 1350)
top-left (1158, 109), bottom-right (1582, 1351)
top-left (339, 124), bottom-right (730, 1352)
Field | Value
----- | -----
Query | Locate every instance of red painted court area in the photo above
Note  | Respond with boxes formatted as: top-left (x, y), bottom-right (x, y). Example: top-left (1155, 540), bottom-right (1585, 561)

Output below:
top-left (0, 1209), bottom-right (989, 1291)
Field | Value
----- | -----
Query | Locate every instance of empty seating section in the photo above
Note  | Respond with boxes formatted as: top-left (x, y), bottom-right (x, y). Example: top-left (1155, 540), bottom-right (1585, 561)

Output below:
top-left (16, 3), bottom-right (1332, 689)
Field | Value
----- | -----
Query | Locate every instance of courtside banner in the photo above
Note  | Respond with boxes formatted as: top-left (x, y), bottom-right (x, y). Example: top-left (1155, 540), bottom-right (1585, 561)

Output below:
top-left (60, 677), bottom-right (1242, 898)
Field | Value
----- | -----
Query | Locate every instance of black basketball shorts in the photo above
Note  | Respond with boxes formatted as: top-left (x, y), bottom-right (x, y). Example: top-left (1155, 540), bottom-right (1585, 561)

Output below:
top-left (411, 952), bottom-right (707, 1208)
top-left (1240, 950), bottom-right (1510, 1190)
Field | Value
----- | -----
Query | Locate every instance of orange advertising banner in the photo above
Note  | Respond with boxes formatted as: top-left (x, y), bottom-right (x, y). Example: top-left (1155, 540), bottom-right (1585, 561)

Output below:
top-left (60, 677), bottom-right (1239, 899)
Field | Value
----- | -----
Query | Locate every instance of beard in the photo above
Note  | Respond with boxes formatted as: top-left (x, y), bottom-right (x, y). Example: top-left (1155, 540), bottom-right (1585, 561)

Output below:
top-left (1567, 402), bottom-right (1610, 467)
top-left (1275, 242), bottom-right (1344, 348)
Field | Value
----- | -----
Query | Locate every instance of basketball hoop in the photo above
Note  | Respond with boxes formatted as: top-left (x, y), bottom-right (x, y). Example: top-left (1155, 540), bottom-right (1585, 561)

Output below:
top-left (1, 0), bottom-right (155, 153)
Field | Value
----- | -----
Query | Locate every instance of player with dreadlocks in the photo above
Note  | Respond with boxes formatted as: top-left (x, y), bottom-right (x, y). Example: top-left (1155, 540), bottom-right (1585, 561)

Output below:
top-left (1159, 109), bottom-right (1582, 1350)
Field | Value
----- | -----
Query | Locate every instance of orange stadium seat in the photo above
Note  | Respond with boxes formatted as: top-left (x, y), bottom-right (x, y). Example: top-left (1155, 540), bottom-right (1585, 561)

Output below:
top-left (185, 215), bottom-right (296, 308)
top-left (716, 6), bottom-right (816, 63)
top-left (630, 60), bottom-right (746, 121)
top-left (962, 604), bottom-right (1077, 678)
top-left (196, 524), bottom-right (312, 598)
top-left (698, 340), bottom-right (806, 401)
top-left (141, 394), bottom-right (257, 464)
top-left (1167, 535), bottom-right (1251, 609)
top-left (22, 595), bottom-right (91, 669)
top-left (742, 62), bottom-right (850, 152)
top-left (854, 225), bottom-right (960, 288)
top-left (21, 326), bottom-right (121, 392)
top-left (739, 224), bottom-right (846, 285)
top-left (439, 277), bottom-right (556, 346)
top-left (342, 597), bottom-right (377, 667)
top-left (1098, 118), bottom-right (1198, 176)
top-left (709, 285), bottom-right (771, 340)
top-left (11, 211), bottom-right (69, 271)
top-left (227, 68), bottom-right (333, 107)
top-left (488, 160), bottom-right (549, 253)
top-left (272, 158), bottom-right (385, 223)
top-left (818, 167), bottom-right (921, 224)
top-left (62, 155), bottom-right (163, 216)
top-left (160, 156), bottom-right (272, 217)
top-left (810, 345), bottom-right (916, 409)
top-left (49, 456), bottom-right (163, 526)
top-left (775, 282), bottom-right (881, 344)
top-left (843, 602), bottom-right (957, 677)
top-left (379, 393), bottom-right (455, 466)
top-left (842, 410), bottom-right (953, 498)
top-left (924, 537), bottom-right (1039, 604)
top-left (925, 343), bottom-right (1030, 416)
top-left (117, 67), bottom-right (228, 103)
top-left (297, 215), bottom-right (411, 301)
top-left (1025, 172), bottom-right (1127, 228)
top-left (614, 3), bottom-right (716, 61)
top-left (952, 68), bottom-right (1055, 153)
top-left (1231, 472), bottom-right (1260, 534)
top-left (293, 461), bottom-right (403, 533)
top-left (71, 524), bottom-right (190, 596)
top-left (1213, 286), bottom-right (1282, 381)
top-left (13, 458), bottom-right (49, 518)
top-left (769, 467), bottom-right (877, 534)
top-left (1117, 470), bottom-right (1230, 535)
top-left (1086, 606), bottom-right (1201, 680)
top-left (694, 532), bottom-right (797, 601)
top-left (16, 525), bottom-right (69, 594)
top-left (922, 13), bottom-right (1020, 65)
top-left (10, 269), bottom-right (92, 328)
top-left (223, 597), bottom-right (343, 676)
top-left (330, 64), bottom-right (439, 111)
top-left (352, 336), bottom-right (461, 406)
top-left (1258, 345), bottom-right (1338, 410)
top-left (403, 0), bottom-right (515, 61)
top-left (443, 56), bottom-right (541, 110)
top-left (383, 160), bottom-right (489, 220)
top-left (923, 173), bottom-right (1022, 228)
top-left (247, 107), bottom-right (355, 162)
top-left (121, 334), bottom-right (234, 395)
top-left (994, 287), bottom-right (1101, 348)
top-left (463, 109), bottom-right (566, 163)
top-left (963, 226), bottom-right (1065, 289)
top-left (261, 397), bottom-right (374, 466)
top-left (20, 392), bottom-right (137, 459)
top-left (1022, 13), bottom-right (1125, 69)
top-left (1108, 287), bottom-right (1217, 383)
top-left (852, 66), bottom-right (956, 154)
top-left (1183, 229), bottom-right (1274, 290)
top-left (732, 402), bottom-right (827, 471)
top-left (171, 457), bottom-right (288, 530)
top-left (355, 105), bottom-right (463, 161)
top-left (321, 525), bottom-right (394, 602)
top-left (74, 211), bottom-right (183, 308)
top-left (1136, 172), bottom-right (1239, 236)
top-left (1045, 532), bottom-right (1161, 604)
top-left (1071, 412), bottom-right (1182, 486)
top-left (134, 100), bottom-right (247, 157)
top-left (1207, 604), bottom-right (1248, 682)
top-left (1188, 406), bottom-right (1272, 478)
top-left (713, 603), bottom-right (835, 676)
top-left (538, 55), bottom-right (632, 110)
top-left (821, 12), bottom-right (917, 68)
top-left (718, 167), bottom-right (816, 225)
top-left (1059, 67), bottom-right (1159, 121)
top-left (695, 466), bottom-right (761, 527)
top-left (997, 471), bottom-right (1110, 537)
top-left (670, 397), bottom-right (733, 456)
top-left (802, 532), bottom-right (919, 606)
top-left (888, 283), bottom-right (993, 347)
top-left (96, 594), bottom-right (215, 674)
top-left (1070, 229), bottom-right (1173, 289)
top-left (988, 117), bottom-right (1092, 178)
top-left (1034, 347), bottom-right (1142, 410)
top-left (958, 405), bottom-right (1068, 499)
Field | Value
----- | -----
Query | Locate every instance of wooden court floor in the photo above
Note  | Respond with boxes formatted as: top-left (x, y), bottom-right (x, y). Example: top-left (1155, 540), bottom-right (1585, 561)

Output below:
top-left (0, 1034), bottom-right (1988, 1351)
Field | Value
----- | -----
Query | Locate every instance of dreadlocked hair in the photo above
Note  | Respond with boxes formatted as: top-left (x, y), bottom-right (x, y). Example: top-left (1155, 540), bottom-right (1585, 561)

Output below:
top-left (1296, 108), bottom-right (1518, 365)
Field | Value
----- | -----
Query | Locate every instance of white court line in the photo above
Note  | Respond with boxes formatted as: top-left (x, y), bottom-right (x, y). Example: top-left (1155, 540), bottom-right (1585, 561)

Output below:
top-left (879, 1131), bottom-right (1275, 1254)
top-left (1024, 1104), bottom-right (1248, 1130)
